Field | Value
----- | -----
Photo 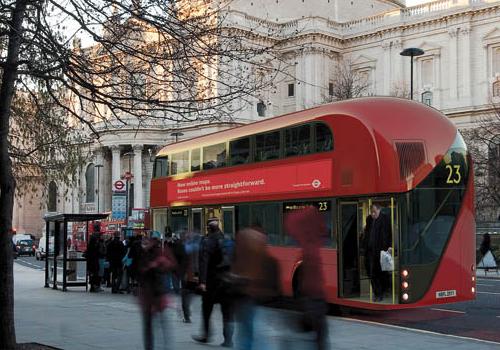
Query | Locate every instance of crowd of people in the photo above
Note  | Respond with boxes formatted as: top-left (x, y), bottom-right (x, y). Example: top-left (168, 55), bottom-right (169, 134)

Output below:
top-left (84, 204), bottom-right (393, 350)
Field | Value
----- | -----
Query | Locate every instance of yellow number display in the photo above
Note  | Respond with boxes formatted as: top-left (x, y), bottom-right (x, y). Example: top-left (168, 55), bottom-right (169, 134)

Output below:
top-left (318, 202), bottom-right (328, 211)
top-left (445, 164), bottom-right (461, 184)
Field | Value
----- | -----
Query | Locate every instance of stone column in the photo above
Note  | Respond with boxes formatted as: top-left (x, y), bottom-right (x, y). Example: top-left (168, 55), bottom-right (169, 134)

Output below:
top-left (393, 39), bottom-right (404, 84)
top-left (111, 145), bottom-right (121, 185)
top-left (295, 50), bottom-right (305, 110)
top-left (448, 27), bottom-right (459, 102)
top-left (382, 41), bottom-right (392, 95)
top-left (133, 145), bottom-right (143, 209)
top-left (460, 26), bottom-right (472, 107)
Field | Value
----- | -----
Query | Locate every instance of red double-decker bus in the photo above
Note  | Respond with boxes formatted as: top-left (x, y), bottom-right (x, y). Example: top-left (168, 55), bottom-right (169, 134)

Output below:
top-left (150, 97), bottom-right (475, 310)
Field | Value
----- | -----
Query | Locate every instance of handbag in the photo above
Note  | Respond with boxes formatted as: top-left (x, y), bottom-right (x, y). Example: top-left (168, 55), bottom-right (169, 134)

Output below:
top-left (122, 248), bottom-right (132, 267)
top-left (380, 250), bottom-right (394, 272)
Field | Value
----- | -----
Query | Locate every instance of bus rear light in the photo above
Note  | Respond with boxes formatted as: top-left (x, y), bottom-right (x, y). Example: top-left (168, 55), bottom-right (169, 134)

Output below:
top-left (402, 281), bottom-right (409, 289)
top-left (471, 287), bottom-right (475, 294)
top-left (471, 265), bottom-right (475, 271)
top-left (472, 276), bottom-right (475, 282)
top-left (402, 270), bottom-right (409, 278)
top-left (402, 293), bottom-right (409, 301)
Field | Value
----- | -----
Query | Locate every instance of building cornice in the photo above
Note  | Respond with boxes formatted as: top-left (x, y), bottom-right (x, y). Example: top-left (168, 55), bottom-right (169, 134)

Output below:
top-left (226, 1), bottom-right (500, 47)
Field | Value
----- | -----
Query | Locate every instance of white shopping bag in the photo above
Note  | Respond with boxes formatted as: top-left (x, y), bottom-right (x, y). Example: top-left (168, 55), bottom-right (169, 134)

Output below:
top-left (478, 250), bottom-right (497, 269)
top-left (380, 250), bottom-right (394, 272)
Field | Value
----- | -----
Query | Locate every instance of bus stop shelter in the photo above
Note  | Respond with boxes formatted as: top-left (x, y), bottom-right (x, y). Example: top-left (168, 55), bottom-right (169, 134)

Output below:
top-left (44, 213), bottom-right (109, 291)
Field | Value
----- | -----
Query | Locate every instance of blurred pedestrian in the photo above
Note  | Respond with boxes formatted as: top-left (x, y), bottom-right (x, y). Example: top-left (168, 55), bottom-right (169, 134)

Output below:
top-left (232, 228), bottom-right (281, 350)
top-left (285, 206), bottom-right (328, 350)
top-left (480, 233), bottom-right (491, 258)
top-left (97, 237), bottom-right (107, 288)
top-left (129, 235), bottom-right (144, 294)
top-left (86, 234), bottom-right (101, 292)
top-left (177, 230), bottom-right (201, 323)
top-left (104, 236), bottom-right (113, 288)
top-left (138, 236), bottom-right (177, 350)
top-left (164, 235), bottom-right (181, 294)
top-left (192, 218), bottom-right (234, 347)
top-left (107, 231), bottom-right (127, 294)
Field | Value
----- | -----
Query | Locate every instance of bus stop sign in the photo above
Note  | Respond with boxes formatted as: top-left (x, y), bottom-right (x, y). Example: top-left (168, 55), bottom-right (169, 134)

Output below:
top-left (114, 180), bottom-right (125, 192)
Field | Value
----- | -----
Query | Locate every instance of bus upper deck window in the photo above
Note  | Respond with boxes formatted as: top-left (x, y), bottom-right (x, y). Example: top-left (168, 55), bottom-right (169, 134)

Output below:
top-left (191, 149), bottom-right (201, 172)
top-left (256, 131), bottom-right (280, 162)
top-left (316, 123), bottom-right (333, 152)
top-left (153, 156), bottom-right (169, 178)
top-left (285, 124), bottom-right (311, 157)
top-left (171, 151), bottom-right (190, 175)
top-left (203, 143), bottom-right (226, 170)
top-left (230, 137), bottom-right (251, 165)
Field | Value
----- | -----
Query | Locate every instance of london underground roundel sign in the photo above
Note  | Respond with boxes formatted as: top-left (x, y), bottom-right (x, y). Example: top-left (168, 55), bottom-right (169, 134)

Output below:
top-left (114, 180), bottom-right (125, 192)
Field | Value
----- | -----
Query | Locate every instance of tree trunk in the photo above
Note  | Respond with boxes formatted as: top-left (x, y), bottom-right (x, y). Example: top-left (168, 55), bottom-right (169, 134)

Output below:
top-left (0, 0), bottom-right (28, 348)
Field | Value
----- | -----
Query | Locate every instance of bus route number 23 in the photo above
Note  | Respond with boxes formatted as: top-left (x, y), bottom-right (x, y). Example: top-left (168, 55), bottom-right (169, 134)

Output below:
top-left (446, 164), bottom-right (461, 184)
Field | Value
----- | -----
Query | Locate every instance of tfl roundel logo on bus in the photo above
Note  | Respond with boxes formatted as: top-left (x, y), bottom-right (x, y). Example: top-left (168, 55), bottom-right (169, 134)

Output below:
top-left (312, 179), bottom-right (322, 189)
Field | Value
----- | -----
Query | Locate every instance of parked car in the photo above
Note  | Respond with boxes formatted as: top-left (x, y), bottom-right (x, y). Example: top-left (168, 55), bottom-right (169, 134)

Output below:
top-left (15, 239), bottom-right (36, 257)
top-left (35, 235), bottom-right (53, 260)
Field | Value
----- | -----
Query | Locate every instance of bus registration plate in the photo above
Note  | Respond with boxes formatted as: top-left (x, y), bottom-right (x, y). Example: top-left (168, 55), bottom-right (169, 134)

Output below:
top-left (435, 290), bottom-right (456, 299)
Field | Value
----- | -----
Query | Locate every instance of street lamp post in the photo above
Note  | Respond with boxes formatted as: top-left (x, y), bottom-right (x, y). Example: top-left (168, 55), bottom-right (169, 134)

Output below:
top-left (122, 152), bottom-right (134, 227)
top-left (171, 131), bottom-right (184, 143)
top-left (400, 48), bottom-right (425, 100)
top-left (94, 164), bottom-right (103, 213)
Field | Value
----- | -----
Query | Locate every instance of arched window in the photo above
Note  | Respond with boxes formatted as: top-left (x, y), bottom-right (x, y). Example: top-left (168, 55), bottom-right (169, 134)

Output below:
top-left (422, 91), bottom-right (433, 106)
top-left (86, 163), bottom-right (95, 203)
top-left (493, 81), bottom-right (500, 97)
top-left (48, 181), bottom-right (57, 212)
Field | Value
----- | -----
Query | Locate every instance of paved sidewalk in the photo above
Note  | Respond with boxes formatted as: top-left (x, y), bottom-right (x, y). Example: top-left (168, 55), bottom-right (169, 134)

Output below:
top-left (477, 270), bottom-right (500, 279)
top-left (14, 264), bottom-right (500, 350)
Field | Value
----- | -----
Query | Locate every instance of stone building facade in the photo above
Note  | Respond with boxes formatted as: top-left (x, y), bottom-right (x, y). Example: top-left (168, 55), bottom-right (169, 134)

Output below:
top-left (13, 0), bottom-right (500, 236)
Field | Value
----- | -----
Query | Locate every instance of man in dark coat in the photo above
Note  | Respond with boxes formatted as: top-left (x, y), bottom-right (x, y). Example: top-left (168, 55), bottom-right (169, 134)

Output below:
top-left (86, 234), bottom-right (101, 292)
top-left (193, 218), bottom-right (234, 347)
top-left (364, 203), bottom-right (392, 302)
top-left (106, 231), bottom-right (127, 293)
